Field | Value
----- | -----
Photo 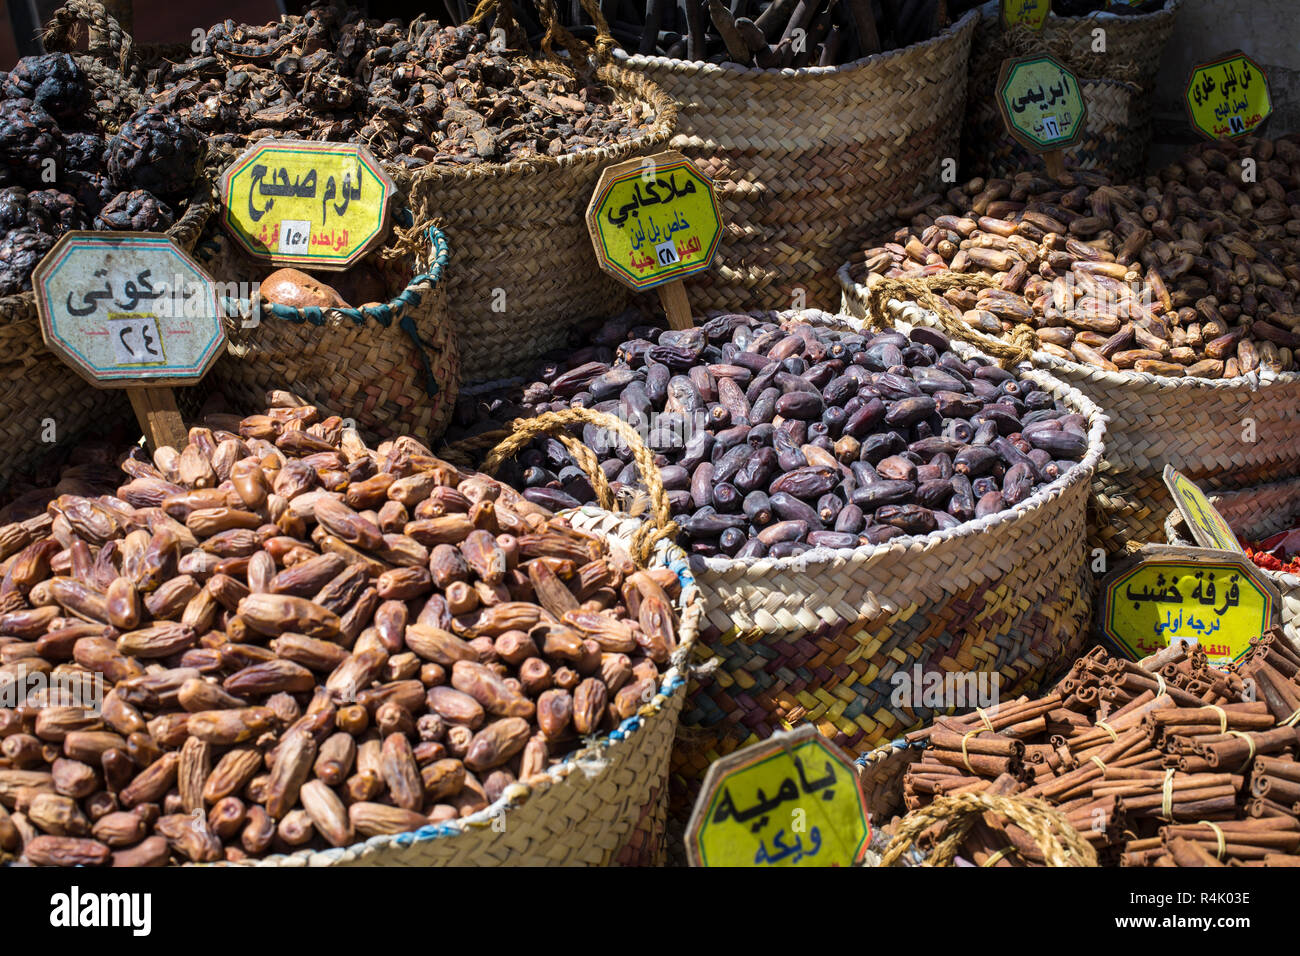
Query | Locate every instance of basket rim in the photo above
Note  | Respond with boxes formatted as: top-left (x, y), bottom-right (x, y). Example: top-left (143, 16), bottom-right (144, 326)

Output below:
top-left (253, 221), bottom-right (450, 328)
top-left (617, 8), bottom-right (977, 80)
top-left (205, 507), bottom-right (703, 867)
top-left (836, 261), bottom-right (1300, 390)
top-left (690, 308), bottom-right (1108, 577)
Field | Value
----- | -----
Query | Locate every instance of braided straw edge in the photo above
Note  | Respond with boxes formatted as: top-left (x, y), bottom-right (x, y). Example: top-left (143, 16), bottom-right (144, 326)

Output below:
top-left (837, 260), bottom-right (1300, 393)
top-left (618, 8), bottom-right (978, 79)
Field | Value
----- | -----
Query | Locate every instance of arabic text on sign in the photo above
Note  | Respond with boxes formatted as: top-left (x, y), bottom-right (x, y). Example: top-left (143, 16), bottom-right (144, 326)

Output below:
top-left (107, 317), bottom-right (165, 366)
top-left (1109, 563), bottom-right (1268, 664)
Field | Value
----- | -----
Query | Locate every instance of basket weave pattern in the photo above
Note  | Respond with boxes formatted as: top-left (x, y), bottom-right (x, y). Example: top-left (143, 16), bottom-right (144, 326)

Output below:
top-left (966, 76), bottom-right (1141, 180)
top-left (200, 225), bottom-right (460, 446)
top-left (621, 11), bottom-right (977, 313)
top-left (1165, 478), bottom-right (1300, 645)
top-left (216, 509), bottom-right (700, 867)
top-left (401, 64), bottom-right (676, 382)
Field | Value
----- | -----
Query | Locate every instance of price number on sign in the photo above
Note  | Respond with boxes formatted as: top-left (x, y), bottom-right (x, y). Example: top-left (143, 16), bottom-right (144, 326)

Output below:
top-left (108, 317), bottom-right (165, 366)
top-left (655, 240), bottom-right (681, 266)
top-left (1041, 115), bottom-right (1061, 139)
top-left (278, 220), bottom-right (311, 256)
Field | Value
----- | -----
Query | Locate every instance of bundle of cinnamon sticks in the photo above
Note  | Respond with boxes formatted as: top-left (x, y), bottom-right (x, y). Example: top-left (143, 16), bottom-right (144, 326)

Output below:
top-left (882, 632), bottom-right (1300, 866)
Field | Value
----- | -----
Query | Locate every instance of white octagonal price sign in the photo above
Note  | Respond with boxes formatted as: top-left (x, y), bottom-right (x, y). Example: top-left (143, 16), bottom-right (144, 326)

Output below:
top-left (33, 232), bottom-right (226, 388)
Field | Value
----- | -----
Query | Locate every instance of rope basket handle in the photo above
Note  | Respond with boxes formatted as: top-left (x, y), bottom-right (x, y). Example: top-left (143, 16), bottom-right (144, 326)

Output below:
top-left (43, 0), bottom-right (138, 80)
top-left (479, 407), bottom-right (679, 567)
top-left (879, 791), bottom-right (1098, 867)
top-left (864, 272), bottom-right (1037, 370)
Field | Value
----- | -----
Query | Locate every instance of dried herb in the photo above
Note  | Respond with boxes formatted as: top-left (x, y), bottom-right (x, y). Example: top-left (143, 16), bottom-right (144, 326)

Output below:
top-left (145, 4), bottom-right (655, 168)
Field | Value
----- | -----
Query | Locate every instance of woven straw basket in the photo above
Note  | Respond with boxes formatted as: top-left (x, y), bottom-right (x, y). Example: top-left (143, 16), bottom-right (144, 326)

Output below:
top-left (195, 222), bottom-right (461, 447)
top-left (0, 35), bottom-right (214, 490)
top-left (1165, 479), bottom-right (1300, 646)
top-left (671, 311), bottom-right (1106, 805)
top-left (962, 0), bottom-right (1180, 181)
top-left (617, 10), bottom-right (978, 313)
top-left (838, 265), bottom-right (1300, 556)
top-left (212, 507), bottom-right (700, 867)
top-left (400, 63), bottom-right (676, 383)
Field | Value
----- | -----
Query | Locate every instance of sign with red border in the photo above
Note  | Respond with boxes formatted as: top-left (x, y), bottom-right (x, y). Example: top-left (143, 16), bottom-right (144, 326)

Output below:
top-left (33, 232), bottom-right (225, 388)
top-left (585, 150), bottom-right (722, 292)
top-left (219, 140), bottom-right (395, 270)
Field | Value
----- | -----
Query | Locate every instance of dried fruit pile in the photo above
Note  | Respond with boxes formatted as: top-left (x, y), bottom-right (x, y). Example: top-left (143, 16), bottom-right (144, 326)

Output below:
top-left (879, 638), bottom-right (1300, 867)
top-left (145, 5), bottom-right (655, 167)
top-left (0, 394), bottom-right (681, 866)
top-left (449, 310), bottom-right (1090, 558)
top-left (0, 53), bottom-right (205, 296)
top-left (858, 135), bottom-right (1300, 379)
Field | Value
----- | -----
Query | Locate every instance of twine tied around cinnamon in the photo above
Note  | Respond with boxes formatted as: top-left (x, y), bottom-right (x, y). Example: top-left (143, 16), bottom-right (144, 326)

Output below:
top-left (480, 407), bottom-right (679, 568)
top-left (863, 273), bottom-right (1037, 370)
top-left (879, 791), bottom-right (1098, 867)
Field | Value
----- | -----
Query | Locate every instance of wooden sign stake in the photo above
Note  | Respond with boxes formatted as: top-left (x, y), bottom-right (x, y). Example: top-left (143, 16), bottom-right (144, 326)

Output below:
top-left (127, 387), bottom-right (188, 453)
top-left (1043, 149), bottom-right (1066, 182)
top-left (996, 55), bottom-right (1088, 185)
top-left (657, 279), bottom-right (695, 331)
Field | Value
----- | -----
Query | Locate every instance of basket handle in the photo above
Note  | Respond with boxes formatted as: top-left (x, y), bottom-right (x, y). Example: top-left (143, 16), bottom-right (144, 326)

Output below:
top-left (43, 0), bottom-right (138, 80)
top-left (480, 407), bottom-right (679, 567)
top-left (865, 272), bottom-right (1037, 370)
top-left (879, 790), bottom-right (1098, 867)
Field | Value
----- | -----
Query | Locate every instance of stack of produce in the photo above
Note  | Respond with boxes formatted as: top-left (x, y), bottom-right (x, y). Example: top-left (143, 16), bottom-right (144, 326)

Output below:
top-left (449, 309), bottom-right (1091, 558)
top-left (0, 53), bottom-right (206, 296)
top-left (0, 395), bottom-right (685, 866)
top-left (485, 0), bottom-right (947, 67)
top-left (144, 8), bottom-right (656, 167)
top-left (856, 137), bottom-right (1300, 380)
top-left (871, 638), bottom-right (1300, 866)
top-left (847, 135), bottom-right (1300, 551)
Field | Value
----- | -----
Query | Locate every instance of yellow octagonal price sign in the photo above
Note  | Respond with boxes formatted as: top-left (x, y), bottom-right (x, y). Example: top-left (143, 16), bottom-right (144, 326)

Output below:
top-left (1098, 546), bottom-right (1280, 665)
top-left (997, 54), bottom-right (1087, 152)
top-left (686, 725), bottom-right (869, 867)
top-left (585, 150), bottom-right (722, 291)
top-left (219, 139), bottom-right (396, 271)
top-left (1000, 0), bottom-right (1049, 31)
top-left (1185, 52), bottom-right (1271, 140)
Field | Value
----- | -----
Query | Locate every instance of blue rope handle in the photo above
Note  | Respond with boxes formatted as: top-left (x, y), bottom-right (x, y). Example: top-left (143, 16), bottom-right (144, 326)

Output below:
top-left (249, 215), bottom-right (451, 399)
